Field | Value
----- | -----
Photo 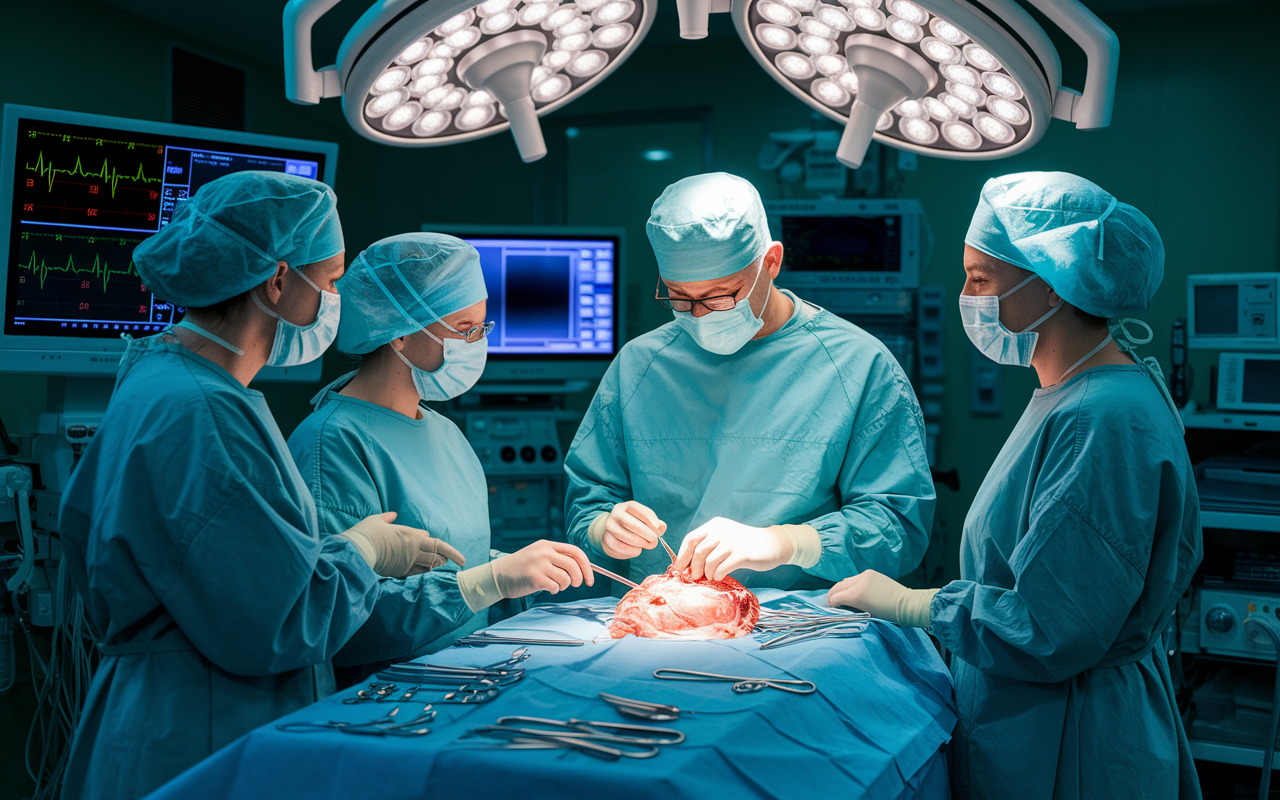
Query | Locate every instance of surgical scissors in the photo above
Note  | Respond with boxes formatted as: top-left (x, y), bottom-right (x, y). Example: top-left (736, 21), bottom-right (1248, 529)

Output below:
top-left (343, 682), bottom-right (500, 705)
top-left (462, 716), bottom-right (684, 759)
top-left (454, 631), bottom-right (586, 647)
top-left (598, 692), bottom-right (686, 722)
top-left (652, 668), bottom-right (817, 695)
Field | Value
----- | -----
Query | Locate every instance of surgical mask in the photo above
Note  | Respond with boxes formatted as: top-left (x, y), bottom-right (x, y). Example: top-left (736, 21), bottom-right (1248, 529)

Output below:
top-left (393, 323), bottom-right (487, 402)
top-left (959, 274), bottom-right (1062, 367)
top-left (673, 260), bottom-right (770, 356)
top-left (250, 269), bottom-right (341, 366)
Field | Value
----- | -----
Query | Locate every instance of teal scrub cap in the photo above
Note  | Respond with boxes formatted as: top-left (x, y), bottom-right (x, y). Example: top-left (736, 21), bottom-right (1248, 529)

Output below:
top-left (646, 172), bottom-right (771, 283)
top-left (336, 232), bottom-right (487, 355)
top-left (132, 171), bottom-right (343, 308)
top-left (965, 171), bottom-right (1164, 319)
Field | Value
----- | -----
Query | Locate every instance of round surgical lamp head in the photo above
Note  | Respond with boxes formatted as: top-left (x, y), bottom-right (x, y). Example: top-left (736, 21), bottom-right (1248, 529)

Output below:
top-left (284, 0), bottom-right (656, 162)
top-left (731, 0), bottom-right (1118, 168)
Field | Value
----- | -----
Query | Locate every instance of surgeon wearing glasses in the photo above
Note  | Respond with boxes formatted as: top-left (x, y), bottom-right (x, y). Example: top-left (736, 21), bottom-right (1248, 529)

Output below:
top-left (564, 171), bottom-right (935, 590)
top-left (288, 233), bottom-right (594, 680)
top-left (827, 172), bottom-right (1203, 799)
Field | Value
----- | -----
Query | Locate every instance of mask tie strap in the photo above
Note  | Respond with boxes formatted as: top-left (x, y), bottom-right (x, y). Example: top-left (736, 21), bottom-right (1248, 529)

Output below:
top-left (1096, 196), bottom-right (1119, 260)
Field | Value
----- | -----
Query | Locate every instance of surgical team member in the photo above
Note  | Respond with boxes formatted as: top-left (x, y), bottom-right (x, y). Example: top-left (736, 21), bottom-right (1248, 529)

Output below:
top-left (288, 232), bottom-right (594, 673)
top-left (564, 172), bottom-right (935, 588)
top-left (828, 172), bottom-right (1203, 799)
top-left (58, 172), bottom-right (459, 800)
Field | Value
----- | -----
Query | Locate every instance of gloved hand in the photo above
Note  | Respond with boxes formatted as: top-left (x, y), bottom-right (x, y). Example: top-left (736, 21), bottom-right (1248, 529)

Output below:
top-left (590, 501), bottom-right (668, 560)
top-left (340, 512), bottom-right (466, 578)
top-left (826, 570), bottom-right (938, 629)
top-left (675, 516), bottom-right (813, 581)
top-left (492, 540), bottom-right (594, 598)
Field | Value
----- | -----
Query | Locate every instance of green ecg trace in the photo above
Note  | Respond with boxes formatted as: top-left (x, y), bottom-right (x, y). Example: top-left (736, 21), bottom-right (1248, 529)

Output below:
top-left (20, 251), bottom-right (139, 292)
top-left (25, 151), bottom-right (162, 198)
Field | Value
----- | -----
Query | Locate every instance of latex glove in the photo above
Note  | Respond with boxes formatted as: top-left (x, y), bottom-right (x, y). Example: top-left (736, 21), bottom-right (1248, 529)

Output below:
top-left (674, 517), bottom-right (794, 581)
top-left (492, 540), bottom-right (595, 598)
top-left (826, 570), bottom-right (938, 629)
top-left (590, 501), bottom-right (668, 560)
top-left (340, 512), bottom-right (465, 578)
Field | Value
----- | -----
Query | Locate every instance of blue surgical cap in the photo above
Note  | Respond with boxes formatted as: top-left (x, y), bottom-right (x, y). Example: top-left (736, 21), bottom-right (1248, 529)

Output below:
top-left (336, 232), bottom-right (487, 355)
top-left (132, 171), bottom-right (342, 308)
top-left (646, 172), bottom-right (771, 283)
top-left (965, 171), bottom-right (1164, 319)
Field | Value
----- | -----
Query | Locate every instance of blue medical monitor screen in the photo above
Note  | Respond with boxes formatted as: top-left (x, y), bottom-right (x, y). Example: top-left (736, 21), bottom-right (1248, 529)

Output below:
top-left (4, 116), bottom-right (328, 339)
top-left (464, 236), bottom-right (617, 356)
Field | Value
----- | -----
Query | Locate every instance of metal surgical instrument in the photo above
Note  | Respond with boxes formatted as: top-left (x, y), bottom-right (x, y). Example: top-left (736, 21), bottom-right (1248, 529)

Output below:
top-left (652, 668), bottom-right (817, 695)
top-left (454, 632), bottom-right (586, 647)
top-left (598, 692), bottom-right (687, 722)
top-left (277, 704), bottom-right (436, 736)
top-left (589, 563), bottom-right (642, 590)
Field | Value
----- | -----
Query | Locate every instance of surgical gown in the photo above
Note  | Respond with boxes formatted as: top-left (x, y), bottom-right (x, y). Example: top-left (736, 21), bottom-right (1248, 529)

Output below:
top-left (58, 335), bottom-right (380, 800)
top-left (564, 290), bottom-right (935, 587)
top-left (287, 375), bottom-right (487, 666)
top-left (930, 364), bottom-right (1203, 800)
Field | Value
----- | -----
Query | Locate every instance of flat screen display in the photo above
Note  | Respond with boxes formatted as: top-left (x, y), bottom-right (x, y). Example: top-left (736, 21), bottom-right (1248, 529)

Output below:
top-left (464, 235), bottom-right (617, 356)
top-left (4, 117), bottom-right (328, 339)
top-left (1242, 358), bottom-right (1280, 404)
top-left (777, 214), bottom-right (901, 274)
top-left (1194, 284), bottom-right (1239, 335)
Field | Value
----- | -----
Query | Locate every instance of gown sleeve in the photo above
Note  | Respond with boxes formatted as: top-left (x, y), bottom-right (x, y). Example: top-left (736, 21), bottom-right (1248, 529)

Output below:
top-left (804, 354), bottom-right (936, 580)
top-left (294, 417), bottom-right (476, 666)
top-left (930, 400), bottom-right (1156, 684)
top-left (563, 362), bottom-right (629, 559)
top-left (155, 473), bottom-right (380, 677)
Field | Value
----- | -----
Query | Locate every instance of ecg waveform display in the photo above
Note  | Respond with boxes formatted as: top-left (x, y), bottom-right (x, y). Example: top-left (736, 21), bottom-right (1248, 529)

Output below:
top-left (5, 116), bottom-right (329, 339)
top-left (19, 130), bottom-right (164, 230)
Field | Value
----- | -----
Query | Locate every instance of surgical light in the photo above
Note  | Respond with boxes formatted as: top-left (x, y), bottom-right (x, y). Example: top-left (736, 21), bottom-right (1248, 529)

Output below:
top-left (285, 0), bottom-right (654, 163)
top-left (724, 0), bottom-right (1118, 167)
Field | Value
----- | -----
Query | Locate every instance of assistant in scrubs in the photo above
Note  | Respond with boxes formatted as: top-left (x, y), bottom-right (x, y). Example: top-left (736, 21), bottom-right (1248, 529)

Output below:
top-left (828, 172), bottom-right (1203, 799)
top-left (289, 232), bottom-right (594, 673)
top-left (58, 172), bottom-right (459, 800)
top-left (564, 172), bottom-right (935, 588)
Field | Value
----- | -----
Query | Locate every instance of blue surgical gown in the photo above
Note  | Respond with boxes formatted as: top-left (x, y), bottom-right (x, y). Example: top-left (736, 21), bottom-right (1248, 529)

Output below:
top-left (930, 365), bottom-right (1203, 800)
top-left (57, 335), bottom-right (380, 800)
top-left (287, 375), bottom-right (487, 665)
top-left (564, 291), bottom-right (935, 587)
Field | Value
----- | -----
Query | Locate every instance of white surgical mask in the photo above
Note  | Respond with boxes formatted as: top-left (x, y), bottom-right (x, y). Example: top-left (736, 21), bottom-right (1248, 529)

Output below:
top-left (959, 273), bottom-right (1061, 367)
top-left (251, 269), bottom-right (341, 367)
top-left (394, 323), bottom-right (487, 402)
top-left (673, 260), bottom-right (770, 356)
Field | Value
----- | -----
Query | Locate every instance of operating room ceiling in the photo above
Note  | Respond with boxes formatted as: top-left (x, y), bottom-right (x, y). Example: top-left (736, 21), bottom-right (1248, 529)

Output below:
top-left (94, 0), bottom-right (1237, 73)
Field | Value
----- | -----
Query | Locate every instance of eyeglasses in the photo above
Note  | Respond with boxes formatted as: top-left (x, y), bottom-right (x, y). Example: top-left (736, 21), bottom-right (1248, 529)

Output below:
top-left (653, 279), bottom-right (744, 313)
top-left (438, 320), bottom-right (495, 344)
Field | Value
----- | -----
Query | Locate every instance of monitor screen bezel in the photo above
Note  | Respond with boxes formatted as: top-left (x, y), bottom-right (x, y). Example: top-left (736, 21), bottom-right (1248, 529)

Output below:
top-left (0, 103), bottom-right (339, 380)
top-left (420, 223), bottom-right (626, 382)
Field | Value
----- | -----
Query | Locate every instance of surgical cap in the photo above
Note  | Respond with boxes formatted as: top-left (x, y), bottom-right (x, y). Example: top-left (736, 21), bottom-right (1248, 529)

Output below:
top-left (132, 171), bottom-right (343, 308)
top-left (965, 171), bottom-right (1164, 319)
top-left (336, 232), bottom-right (487, 355)
top-left (646, 172), bottom-right (771, 282)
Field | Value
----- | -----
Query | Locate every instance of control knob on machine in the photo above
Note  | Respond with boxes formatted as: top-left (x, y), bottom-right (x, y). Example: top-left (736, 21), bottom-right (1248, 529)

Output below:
top-left (1205, 606), bottom-right (1235, 634)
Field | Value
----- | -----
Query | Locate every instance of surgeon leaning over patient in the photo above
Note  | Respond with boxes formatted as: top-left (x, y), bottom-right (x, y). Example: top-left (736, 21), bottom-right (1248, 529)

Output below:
top-left (289, 232), bottom-right (593, 674)
top-left (58, 172), bottom-right (460, 800)
top-left (828, 172), bottom-right (1203, 799)
top-left (564, 172), bottom-right (935, 588)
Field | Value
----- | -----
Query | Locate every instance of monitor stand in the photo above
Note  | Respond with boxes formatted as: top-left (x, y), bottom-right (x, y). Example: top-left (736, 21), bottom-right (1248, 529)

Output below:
top-left (34, 377), bottom-right (114, 494)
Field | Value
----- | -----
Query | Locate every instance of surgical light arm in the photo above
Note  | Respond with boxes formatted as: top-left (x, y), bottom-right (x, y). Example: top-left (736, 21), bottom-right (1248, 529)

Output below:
top-left (1024, 0), bottom-right (1118, 128)
top-left (284, 0), bottom-right (345, 105)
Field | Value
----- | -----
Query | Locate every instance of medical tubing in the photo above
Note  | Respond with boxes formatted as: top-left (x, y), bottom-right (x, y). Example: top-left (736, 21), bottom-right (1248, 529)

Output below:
top-left (1247, 615), bottom-right (1280, 800)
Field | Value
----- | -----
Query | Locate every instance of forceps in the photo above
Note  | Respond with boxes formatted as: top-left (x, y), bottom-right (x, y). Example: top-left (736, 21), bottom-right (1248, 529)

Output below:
top-left (589, 563), bottom-right (642, 590)
top-left (652, 668), bottom-right (817, 695)
top-left (277, 704), bottom-right (436, 736)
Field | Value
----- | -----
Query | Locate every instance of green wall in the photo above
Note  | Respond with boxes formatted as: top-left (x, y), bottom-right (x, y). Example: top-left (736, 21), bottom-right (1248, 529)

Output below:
top-left (2, 0), bottom-right (1275, 796)
top-left (2, 0), bottom-right (1274, 572)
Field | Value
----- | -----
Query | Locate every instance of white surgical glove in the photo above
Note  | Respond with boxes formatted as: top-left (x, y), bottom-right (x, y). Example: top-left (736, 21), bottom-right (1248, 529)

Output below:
top-left (588, 501), bottom-right (668, 560)
top-left (827, 570), bottom-right (938, 629)
top-left (340, 512), bottom-right (466, 579)
top-left (457, 541), bottom-right (594, 613)
top-left (674, 516), bottom-right (822, 581)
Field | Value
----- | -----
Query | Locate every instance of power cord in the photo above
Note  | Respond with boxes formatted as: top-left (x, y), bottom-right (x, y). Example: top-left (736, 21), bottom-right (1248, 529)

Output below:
top-left (1244, 613), bottom-right (1280, 800)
